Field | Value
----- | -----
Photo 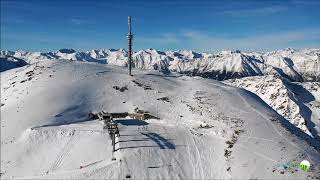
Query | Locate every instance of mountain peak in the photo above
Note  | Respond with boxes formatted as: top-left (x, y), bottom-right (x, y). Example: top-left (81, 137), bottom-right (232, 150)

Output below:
top-left (58, 49), bottom-right (76, 54)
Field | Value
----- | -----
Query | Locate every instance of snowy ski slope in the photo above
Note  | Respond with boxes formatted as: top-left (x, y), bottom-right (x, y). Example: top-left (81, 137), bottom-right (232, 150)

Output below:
top-left (1, 60), bottom-right (320, 179)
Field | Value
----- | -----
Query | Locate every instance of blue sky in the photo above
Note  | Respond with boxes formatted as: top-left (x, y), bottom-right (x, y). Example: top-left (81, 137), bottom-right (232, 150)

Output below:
top-left (1, 0), bottom-right (320, 52)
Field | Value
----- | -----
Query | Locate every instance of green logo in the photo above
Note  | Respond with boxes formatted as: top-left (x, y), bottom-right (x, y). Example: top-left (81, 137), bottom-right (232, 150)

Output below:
top-left (300, 160), bottom-right (311, 171)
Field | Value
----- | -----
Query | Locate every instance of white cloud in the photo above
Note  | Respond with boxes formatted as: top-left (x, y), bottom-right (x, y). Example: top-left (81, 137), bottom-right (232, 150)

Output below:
top-left (136, 33), bottom-right (179, 45)
top-left (69, 18), bottom-right (86, 25)
top-left (181, 28), bottom-right (320, 52)
top-left (223, 6), bottom-right (287, 17)
top-left (290, 0), bottom-right (320, 6)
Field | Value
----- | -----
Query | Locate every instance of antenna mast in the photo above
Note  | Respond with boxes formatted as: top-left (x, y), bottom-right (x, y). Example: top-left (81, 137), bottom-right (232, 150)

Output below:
top-left (127, 16), bottom-right (133, 76)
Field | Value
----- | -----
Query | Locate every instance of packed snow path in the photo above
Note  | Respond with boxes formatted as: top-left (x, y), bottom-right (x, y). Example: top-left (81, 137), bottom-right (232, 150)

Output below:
top-left (1, 60), bottom-right (319, 179)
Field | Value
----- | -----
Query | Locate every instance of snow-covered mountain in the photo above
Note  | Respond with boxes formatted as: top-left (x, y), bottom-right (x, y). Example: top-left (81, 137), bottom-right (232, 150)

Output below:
top-left (1, 60), bottom-right (319, 179)
top-left (225, 75), bottom-right (320, 141)
top-left (1, 48), bottom-right (319, 138)
top-left (0, 55), bottom-right (28, 72)
top-left (1, 48), bottom-right (319, 81)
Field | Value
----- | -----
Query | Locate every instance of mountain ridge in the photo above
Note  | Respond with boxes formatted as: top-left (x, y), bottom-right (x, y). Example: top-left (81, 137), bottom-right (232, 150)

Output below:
top-left (1, 48), bottom-right (319, 82)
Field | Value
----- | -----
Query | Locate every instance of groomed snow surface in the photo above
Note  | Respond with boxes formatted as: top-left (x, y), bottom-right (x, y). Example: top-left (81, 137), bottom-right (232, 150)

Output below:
top-left (1, 60), bottom-right (320, 179)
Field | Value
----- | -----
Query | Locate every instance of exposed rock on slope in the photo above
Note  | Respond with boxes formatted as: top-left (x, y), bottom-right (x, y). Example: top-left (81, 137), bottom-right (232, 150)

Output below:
top-left (225, 75), bottom-right (320, 140)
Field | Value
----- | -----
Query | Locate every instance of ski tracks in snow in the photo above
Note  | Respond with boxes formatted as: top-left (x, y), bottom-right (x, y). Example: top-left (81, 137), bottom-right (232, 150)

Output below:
top-left (189, 133), bottom-right (205, 179)
top-left (236, 90), bottom-right (313, 161)
top-left (49, 130), bottom-right (79, 172)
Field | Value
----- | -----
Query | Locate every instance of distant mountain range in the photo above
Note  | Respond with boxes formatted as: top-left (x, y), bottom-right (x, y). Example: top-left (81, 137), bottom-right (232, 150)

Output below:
top-left (1, 48), bottom-right (319, 82)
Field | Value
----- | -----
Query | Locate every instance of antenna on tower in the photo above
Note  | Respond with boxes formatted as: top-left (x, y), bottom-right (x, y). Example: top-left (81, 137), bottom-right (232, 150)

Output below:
top-left (127, 16), bottom-right (133, 76)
